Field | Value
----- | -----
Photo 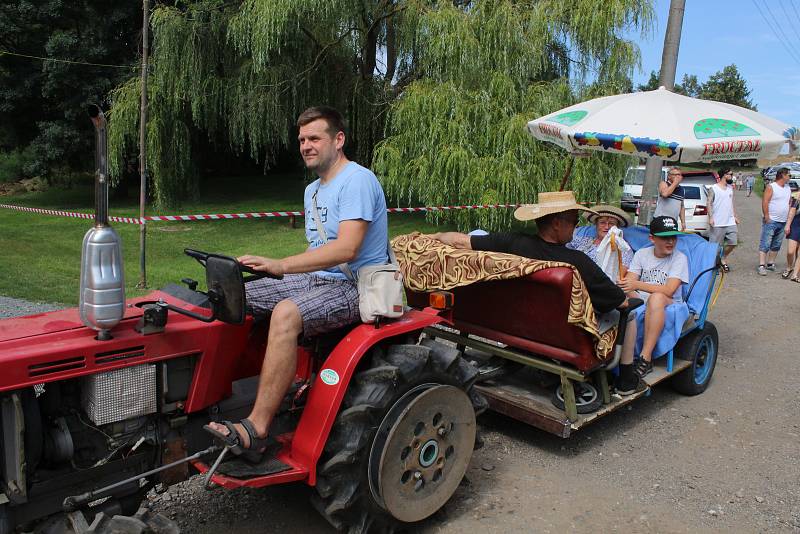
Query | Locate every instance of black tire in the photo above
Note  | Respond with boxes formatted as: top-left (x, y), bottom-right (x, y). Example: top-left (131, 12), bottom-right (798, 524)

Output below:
top-left (312, 339), bottom-right (481, 533)
top-left (0, 505), bottom-right (10, 534)
top-left (670, 322), bottom-right (718, 396)
top-left (551, 381), bottom-right (603, 414)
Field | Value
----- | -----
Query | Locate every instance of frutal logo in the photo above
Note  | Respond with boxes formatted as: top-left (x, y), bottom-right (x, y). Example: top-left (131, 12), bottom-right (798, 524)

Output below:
top-left (320, 368), bottom-right (340, 386)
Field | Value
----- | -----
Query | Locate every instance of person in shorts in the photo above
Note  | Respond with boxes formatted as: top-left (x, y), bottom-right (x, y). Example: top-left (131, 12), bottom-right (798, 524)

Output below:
top-left (204, 106), bottom-right (389, 455)
top-left (783, 194), bottom-right (800, 281)
top-left (707, 168), bottom-right (739, 272)
top-left (615, 216), bottom-right (689, 393)
top-left (654, 167), bottom-right (686, 230)
top-left (758, 168), bottom-right (793, 275)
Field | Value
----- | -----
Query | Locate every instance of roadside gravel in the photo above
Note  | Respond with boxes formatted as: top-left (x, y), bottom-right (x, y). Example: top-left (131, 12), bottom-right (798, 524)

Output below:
top-left (0, 296), bottom-right (61, 317)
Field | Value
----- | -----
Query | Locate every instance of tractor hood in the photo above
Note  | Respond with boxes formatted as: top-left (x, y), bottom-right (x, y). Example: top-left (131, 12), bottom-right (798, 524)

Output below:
top-left (0, 305), bottom-right (143, 344)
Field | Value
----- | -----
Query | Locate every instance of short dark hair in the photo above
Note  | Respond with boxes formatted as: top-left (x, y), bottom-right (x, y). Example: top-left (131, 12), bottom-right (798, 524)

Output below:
top-left (776, 167), bottom-right (790, 180)
top-left (297, 106), bottom-right (347, 138)
top-left (718, 167), bottom-right (731, 178)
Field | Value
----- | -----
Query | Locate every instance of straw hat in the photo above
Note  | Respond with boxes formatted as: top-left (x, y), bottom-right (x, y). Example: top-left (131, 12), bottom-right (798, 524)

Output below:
top-left (514, 191), bottom-right (597, 221)
top-left (586, 204), bottom-right (630, 228)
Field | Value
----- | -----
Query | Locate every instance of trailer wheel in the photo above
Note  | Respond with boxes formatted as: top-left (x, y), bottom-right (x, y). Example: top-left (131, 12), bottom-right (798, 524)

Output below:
top-left (671, 322), bottom-right (718, 396)
top-left (313, 340), bottom-right (480, 533)
top-left (551, 381), bottom-right (602, 414)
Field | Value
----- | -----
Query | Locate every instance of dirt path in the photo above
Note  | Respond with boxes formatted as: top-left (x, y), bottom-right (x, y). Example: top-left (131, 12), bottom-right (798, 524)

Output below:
top-left (153, 192), bottom-right (799, 533)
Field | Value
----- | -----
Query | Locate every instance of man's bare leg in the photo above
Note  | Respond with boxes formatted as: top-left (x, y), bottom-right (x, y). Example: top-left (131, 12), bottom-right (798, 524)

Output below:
top-left (640, 293), bottom-right (671, 362)
top-left (723, 244), bottom-right (736, 260)
top-left (767, 250), bottom-right (779, 266)
top-left (207, 299), bottom-right (302, 447)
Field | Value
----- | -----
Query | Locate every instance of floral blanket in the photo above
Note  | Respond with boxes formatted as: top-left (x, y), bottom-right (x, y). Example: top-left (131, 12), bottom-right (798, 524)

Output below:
top-left (391, 232), bottom-right (617, 360)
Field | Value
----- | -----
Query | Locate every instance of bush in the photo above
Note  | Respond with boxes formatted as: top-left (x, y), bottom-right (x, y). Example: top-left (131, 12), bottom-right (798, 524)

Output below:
top-left (0, 147), bottom-right (36, 183)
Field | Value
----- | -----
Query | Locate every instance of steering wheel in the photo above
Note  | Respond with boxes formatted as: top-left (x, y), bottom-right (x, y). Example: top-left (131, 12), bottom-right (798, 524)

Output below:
top-left (184, 248), bottom-right (283, 280)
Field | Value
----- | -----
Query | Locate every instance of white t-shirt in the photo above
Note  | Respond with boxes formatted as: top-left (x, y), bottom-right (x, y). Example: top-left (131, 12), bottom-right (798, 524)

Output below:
top-left (629, 247), bottom-right (690, 302)
top-left (767, 182), bottom-right (791, 223)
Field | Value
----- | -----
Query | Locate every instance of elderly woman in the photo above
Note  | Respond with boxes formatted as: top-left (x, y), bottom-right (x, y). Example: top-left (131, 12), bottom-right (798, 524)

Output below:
top-left (567, 205), bottom-right (634, 273)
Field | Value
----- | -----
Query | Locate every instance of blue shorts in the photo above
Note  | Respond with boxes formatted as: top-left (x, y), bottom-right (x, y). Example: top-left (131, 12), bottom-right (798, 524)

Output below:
top-left (759, 220), bottom-right (786, 252)
top-left (789, 219), bottom-right (800, 242)
top-left (245, 273), bottom-right (359, 337)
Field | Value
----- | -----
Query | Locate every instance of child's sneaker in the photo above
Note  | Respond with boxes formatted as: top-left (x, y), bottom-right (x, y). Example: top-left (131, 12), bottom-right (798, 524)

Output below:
top-left (757, 265), bottom-right (767, 276)
top-left (766, 263), bottom-right (777, 271)
top-left (634, 358), bottom-right (653, 378)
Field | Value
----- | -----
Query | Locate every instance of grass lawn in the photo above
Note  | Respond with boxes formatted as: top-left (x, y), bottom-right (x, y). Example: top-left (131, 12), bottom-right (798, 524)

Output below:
top-left (0, 174), bottom-right (458, 306)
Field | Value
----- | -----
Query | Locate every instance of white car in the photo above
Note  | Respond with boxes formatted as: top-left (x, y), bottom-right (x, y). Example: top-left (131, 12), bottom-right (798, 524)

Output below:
top-left (680, 182), bottom-right (710, 237)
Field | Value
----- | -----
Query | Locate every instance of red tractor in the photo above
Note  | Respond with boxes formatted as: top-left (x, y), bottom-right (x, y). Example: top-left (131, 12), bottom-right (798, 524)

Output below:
top-left (0, 109), bottom-right (482, 533)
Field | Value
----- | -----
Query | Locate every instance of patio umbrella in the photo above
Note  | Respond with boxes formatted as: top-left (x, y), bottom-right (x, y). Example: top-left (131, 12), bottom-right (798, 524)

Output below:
top-left (528, 87), bottom-right (799, 164)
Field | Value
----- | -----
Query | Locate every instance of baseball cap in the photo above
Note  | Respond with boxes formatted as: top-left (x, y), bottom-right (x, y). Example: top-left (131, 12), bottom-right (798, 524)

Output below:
top-left (650, 216), bottom-right (683, 236)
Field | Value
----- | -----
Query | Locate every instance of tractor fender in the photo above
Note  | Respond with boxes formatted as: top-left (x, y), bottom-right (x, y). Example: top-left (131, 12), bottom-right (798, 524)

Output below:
top-left (290, 308), bottom-right (446, 485)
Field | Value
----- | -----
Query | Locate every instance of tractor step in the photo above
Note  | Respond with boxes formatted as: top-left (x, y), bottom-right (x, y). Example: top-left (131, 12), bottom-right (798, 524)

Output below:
top-left (216, 454), bottom-right (292, 479)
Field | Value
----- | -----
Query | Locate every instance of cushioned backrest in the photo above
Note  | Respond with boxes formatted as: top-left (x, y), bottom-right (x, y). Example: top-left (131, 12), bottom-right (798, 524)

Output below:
top-left (573, 225), bottom-right (718, 314)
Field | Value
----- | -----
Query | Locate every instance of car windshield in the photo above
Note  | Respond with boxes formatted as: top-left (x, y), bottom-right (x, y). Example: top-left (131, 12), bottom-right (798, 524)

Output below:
top-left (624, 168), bottom-right (646, 185)
top-left (682, 185), bottom-right (702, 200)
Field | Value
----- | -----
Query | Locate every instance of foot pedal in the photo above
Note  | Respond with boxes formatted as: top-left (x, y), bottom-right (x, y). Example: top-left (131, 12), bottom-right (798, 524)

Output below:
top-left (217, 453), bottom-right (292, 478)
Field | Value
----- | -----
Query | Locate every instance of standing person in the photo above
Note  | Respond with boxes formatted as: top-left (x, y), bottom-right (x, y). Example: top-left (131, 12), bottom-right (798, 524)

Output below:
top-left (653, 167), bottom-right (686, 230)
top-left (758, 167), bottom-right (793, 276)
top-left (745, 174), bottom-right (755, 197)
top-left (204, 106), bottom-right (390, 456)
top-left (782, 194), bottom-right (800, 281)
top-left (707, 168), bottom-right (739, 272)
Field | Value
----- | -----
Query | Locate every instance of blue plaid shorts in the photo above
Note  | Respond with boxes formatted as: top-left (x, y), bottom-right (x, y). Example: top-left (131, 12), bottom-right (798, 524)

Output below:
top-left (244, 273), bottom-right (359, 337)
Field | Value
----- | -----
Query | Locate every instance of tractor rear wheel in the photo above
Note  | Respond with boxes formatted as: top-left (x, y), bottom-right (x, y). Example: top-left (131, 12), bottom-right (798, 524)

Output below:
top-left (313, 339), bottom-right (481, 533)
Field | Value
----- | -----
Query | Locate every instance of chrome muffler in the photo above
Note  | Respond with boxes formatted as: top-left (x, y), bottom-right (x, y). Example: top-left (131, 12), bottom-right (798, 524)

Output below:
top-left (79, 105), bottom-right (125, 340)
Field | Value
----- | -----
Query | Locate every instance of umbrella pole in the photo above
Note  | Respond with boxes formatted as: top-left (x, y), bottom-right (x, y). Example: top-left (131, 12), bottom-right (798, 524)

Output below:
top-left (559, 156), bottom-right (575, 191)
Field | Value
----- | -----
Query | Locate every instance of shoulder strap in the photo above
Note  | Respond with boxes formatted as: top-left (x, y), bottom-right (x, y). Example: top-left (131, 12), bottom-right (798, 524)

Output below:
top-left (312, 188), bottom-right (355, 281)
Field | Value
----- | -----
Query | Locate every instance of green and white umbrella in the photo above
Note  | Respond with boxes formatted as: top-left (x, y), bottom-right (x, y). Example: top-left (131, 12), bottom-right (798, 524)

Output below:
top-left (528, 87), bottom-right (799, 163)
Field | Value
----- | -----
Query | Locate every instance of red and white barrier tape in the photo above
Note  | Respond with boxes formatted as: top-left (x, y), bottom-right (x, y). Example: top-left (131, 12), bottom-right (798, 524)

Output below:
top-left (0, 203), bottom-right (525, 224)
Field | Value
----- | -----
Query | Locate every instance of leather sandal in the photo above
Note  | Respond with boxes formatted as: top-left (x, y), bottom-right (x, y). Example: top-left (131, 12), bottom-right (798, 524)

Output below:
top-left (203, 418), bottom-right (273, 462)
top-left (781, 269), bottom-right (791, 279)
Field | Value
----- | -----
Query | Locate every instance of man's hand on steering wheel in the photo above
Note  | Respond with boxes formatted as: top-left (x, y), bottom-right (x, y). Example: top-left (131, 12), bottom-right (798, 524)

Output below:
top-left (237, 255), bottom-right (286, 278)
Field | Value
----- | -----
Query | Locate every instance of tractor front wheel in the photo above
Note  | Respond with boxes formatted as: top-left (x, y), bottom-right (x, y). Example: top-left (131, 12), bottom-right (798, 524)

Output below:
top-left (313, 339), bottom-right (480, 533)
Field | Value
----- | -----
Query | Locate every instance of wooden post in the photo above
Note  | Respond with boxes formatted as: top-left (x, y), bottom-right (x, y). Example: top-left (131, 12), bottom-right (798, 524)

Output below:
top-left (558, 156), bottom-right (575, 191)
top-left (137, 0), bottom-right (150, 289)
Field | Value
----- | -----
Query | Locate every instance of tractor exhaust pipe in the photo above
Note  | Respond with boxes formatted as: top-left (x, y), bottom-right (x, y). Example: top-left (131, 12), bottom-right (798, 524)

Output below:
top-left (79, 105), bottom-right (125, 340)
top-left (87, 105), bottom-right (109, 226)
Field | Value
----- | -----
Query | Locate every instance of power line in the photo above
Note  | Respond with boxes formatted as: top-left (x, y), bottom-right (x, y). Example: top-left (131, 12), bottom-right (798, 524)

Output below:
top-left (0, 49), bottom-right (136, 70)
top-left (751, 0), bottom-right (800, 66)
top-left (789, 0), bottom-right (800, 29)
top-left (779, 0), bottom-right (800, 42)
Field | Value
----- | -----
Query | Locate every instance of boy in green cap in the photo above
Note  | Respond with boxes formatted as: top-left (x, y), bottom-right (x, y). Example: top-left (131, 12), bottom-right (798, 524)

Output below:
top-left (615, 216), bottom-right (690, 393)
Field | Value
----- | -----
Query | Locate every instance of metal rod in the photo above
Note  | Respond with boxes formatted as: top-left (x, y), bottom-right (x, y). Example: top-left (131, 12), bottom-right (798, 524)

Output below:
top-left (558, 156), bottom-right (575, 191)
top-left (423, 327), bottom-right (587, 381)
top-left (63, 445), bottom-right (220, 511)
top-left (637, 0), bottom-right (686, 226)
top-left (137, 0), bottom-right (150, 289)
top-left (203, 445), bottom-right (231, 489)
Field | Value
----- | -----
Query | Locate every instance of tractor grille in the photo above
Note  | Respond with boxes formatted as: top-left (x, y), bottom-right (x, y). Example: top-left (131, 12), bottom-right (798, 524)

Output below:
top-left (82, 364), bottom-right (157, 425)
top-left (95, 346), bottom-right (145, 365)
top-left (28, 356), bottom-right (85, 377)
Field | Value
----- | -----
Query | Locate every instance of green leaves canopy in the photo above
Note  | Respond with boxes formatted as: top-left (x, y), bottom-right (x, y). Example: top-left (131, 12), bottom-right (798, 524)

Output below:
top-left (109, 0), bottom-right (653, 224)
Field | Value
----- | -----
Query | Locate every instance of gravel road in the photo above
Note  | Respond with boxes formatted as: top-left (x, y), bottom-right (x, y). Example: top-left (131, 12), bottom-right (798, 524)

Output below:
top-left (3, 192), bottom-right (798, 532)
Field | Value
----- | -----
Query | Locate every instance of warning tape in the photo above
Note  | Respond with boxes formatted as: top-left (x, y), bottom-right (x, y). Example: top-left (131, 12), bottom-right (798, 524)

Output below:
top-left (0, 203), bottom-right (525, 225)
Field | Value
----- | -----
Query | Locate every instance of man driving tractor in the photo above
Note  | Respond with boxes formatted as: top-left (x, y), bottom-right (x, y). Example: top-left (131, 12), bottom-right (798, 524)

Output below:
top-left (205, 106), bottom-right (390, 457)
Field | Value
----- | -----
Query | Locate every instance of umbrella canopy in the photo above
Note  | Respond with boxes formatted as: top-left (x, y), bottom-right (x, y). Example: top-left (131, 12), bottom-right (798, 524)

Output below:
top-left (527, 87), bottom-right (799, 164)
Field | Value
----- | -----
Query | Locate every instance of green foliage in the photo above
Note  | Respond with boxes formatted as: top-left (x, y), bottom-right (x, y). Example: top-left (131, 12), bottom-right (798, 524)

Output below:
top-left (375, 0), bottom-right (652, 230)
top-left (638, 65), bottom-right (756, 110)
top-left (0, 147), bottom-right (36, 183)
top-left (0, 1), bottom-right (140, 178)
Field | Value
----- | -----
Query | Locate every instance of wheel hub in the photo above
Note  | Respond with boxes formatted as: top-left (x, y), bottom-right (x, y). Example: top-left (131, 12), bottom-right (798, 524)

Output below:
top-left (368, 384), bottom-right (475, 523)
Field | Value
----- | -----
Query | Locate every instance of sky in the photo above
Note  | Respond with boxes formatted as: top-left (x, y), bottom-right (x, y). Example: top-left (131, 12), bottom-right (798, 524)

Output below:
top-left (625, 0), bottom-right (800, 126)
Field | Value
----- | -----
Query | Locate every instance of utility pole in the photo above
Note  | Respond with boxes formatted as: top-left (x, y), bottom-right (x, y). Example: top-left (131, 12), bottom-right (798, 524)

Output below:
top-left (638, 0), bottom-right (685, 226)
top-left (137, 0), bottom-right (150, 289)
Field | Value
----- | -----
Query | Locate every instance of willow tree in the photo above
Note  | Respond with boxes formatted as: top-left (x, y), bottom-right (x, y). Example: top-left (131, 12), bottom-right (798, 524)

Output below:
top-left (108, 0), bottom-right (652, 213)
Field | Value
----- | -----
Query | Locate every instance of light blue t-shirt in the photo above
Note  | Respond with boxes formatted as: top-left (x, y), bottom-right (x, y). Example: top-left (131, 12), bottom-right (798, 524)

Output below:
top-left (304, 162), bottom-right (389, 280)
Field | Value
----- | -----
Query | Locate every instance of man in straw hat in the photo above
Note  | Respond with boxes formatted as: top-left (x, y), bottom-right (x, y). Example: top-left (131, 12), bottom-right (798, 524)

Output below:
top-left (431, 191), bottom-right (627, 313)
